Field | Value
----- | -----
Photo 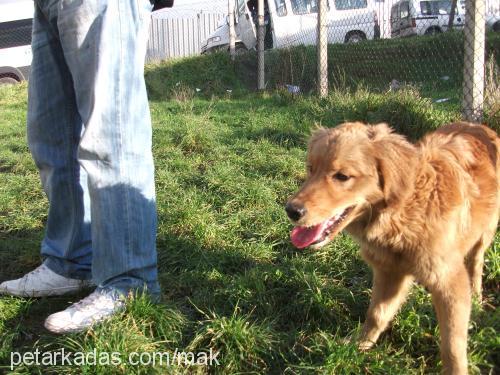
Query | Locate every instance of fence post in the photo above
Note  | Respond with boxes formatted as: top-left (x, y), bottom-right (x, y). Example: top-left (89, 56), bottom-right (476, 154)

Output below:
top-left (462, 0), bottom-right (486, 122)
top-left (228, 0), bottom-right (236, 60)
top-left (317, 0), bottom-right (328, 97)
top-left (257, 0), bottom-right (265, 90)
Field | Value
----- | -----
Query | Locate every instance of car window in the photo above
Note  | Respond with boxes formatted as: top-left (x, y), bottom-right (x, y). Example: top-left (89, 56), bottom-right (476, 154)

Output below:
top-left (291, 0), bottom-right (319, 15)
top-left (420, 1), bottom-right (452, 15)
top-left (274, 0), bottom-right (288, 16)
top-left (400, 1), bottom-right (410, 18)
top-left (334, 0), bottom-right (367, 11)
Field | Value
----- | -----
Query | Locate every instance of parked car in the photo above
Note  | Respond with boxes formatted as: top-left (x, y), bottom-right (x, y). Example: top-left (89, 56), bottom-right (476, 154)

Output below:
top-left (390, 0), bottom-right (466, 37)
top-left (233, 0), bottom-right (380, 51)
top-left (201, 18), bottom-right (244, 54)
top-left (486, 13), bottom-right (500, 32)
top-left (390, 0), bottom-right (499, 38)
top-left (0, 0), bottom-right (34, 84)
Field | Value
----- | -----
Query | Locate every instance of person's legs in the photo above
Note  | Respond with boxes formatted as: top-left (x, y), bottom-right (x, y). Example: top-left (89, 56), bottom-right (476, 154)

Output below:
top-left (2, 0), bottom-right (160, 330)
top-left (54, 0), bottom-right (160, 298)
top-left (0, 0), bottom-right (94, 297)
top-left (28, 0), bottom-right (94, 280)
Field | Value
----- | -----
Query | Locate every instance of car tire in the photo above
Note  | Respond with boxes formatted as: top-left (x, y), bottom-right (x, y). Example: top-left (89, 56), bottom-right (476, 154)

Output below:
top-left (345, 31), bottom-right (366, 44)
top-left (424, 27), bottom-right (442, 35)
top-left (0, 76), bottom-right (19, 86)
top-left (234, 44), bottom-right (247, 55)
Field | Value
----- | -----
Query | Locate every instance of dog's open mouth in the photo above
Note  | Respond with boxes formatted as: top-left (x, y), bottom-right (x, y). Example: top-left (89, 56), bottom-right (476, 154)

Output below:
top-left (290, 206), bottom-right (354, 249)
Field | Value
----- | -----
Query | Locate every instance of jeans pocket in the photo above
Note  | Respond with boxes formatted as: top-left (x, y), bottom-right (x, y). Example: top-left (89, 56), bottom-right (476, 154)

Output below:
top-left (57, 0), bottom-right (107, 54)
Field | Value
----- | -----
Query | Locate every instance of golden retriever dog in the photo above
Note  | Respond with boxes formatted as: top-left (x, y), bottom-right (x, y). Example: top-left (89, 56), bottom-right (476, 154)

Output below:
top-left (285, 121), bottom-right (499, 374)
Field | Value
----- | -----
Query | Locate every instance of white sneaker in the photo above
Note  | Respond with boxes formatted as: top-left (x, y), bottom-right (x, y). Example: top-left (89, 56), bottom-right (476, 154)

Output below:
top-left (44, 289), bottom-right (125, 334)
top-left (0, 264), bottom-right (93, 297)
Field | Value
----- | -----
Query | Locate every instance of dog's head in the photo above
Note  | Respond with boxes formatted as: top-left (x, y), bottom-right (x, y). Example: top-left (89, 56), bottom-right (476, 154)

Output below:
top-left (286, 122), bottom-right (416, 249)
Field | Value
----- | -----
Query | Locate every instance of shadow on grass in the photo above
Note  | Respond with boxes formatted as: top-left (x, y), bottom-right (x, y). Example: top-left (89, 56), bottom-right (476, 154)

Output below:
top-left (155, 230), bottom-right (370, 335)
top-left (0, 230), bottom-right (44, 281)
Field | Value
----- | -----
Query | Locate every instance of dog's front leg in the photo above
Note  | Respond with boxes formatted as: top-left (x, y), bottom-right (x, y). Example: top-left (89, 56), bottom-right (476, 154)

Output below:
top-left (359, 269), bottom-right (413, 350)
top-left (430, 265), bottom-right (471, 375)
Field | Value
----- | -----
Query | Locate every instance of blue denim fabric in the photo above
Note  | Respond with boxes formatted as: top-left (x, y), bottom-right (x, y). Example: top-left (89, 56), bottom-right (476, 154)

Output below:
top-left (27, 0), bottom-right (160, 298)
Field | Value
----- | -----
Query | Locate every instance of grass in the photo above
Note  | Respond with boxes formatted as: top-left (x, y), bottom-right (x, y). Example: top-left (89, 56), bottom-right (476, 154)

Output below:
top-left (251, 31), bottom-right (500, 125)
top-left (0, 37), bottom-right (499, 374)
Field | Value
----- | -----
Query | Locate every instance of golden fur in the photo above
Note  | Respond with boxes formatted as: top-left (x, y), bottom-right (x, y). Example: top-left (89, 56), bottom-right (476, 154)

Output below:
top-left (286, 121), bottom-right (500, 374)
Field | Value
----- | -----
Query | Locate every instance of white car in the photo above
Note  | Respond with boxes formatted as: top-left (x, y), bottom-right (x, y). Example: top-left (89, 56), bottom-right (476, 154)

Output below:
top-left (234, 0), bottom-right (380, 50)
top-left (201, 18), bottom-right (244, 54)
top-left (390, 0), bottom-right (499, 38)
top-left (486, 13), bottom-right (500, 32)
top-left (0, 0), bottom-right (34, 84)
top-left (390, 0), bottom-right (466, 37)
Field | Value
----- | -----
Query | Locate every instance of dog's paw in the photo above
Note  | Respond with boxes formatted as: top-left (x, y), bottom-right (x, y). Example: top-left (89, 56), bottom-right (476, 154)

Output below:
top-left (358, 340), bottom-right (375, 351)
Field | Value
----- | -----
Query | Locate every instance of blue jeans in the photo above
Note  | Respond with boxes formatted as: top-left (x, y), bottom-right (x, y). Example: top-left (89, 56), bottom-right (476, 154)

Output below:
top-left (27, 0), bottom-right (160, 298)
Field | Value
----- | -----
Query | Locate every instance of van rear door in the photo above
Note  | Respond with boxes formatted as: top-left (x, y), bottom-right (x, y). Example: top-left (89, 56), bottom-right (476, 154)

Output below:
top-left (235, 0), bottom-right (257, 49)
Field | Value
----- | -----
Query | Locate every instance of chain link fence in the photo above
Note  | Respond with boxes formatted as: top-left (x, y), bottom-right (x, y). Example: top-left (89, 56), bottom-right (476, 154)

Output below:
top-left (0, 11), bottom-right (33, 83)
top-left (228, 0), bottom-right (499, 125)
top-left (1, 1), bottom-right (499, 125)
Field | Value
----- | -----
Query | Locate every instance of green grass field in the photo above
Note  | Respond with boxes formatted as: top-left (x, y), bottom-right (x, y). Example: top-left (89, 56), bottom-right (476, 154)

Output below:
top-left (0, 48), bottom-right (499, 374)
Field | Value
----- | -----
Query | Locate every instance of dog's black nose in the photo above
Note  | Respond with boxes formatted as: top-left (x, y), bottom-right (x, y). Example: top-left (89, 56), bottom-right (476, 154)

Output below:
top-left (285, 202), bottom-right (307, 221)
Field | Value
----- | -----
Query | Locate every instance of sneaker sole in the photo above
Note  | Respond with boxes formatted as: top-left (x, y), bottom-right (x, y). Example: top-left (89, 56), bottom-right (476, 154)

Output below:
top-left (0, 283), bottom-right (95, 298)
top-left (44, 320), bottom-right (87, 334)
top-left (44, 309), bottom-right (123, 334)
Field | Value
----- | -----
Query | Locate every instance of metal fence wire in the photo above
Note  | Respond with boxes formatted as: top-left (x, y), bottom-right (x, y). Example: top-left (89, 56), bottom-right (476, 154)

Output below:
top-left (1, 1), bottom-right (499, 125)
top-left (147, 10), bottom-right (226, 62)
top-left (232, 0), bottom-right (499, 125)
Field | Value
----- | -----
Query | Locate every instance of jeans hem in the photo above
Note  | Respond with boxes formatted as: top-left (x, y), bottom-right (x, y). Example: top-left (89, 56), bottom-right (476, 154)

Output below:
top-left (99, 280), bottom-right (161, 303)
top-left (43, 257), bottom-right (92, 281)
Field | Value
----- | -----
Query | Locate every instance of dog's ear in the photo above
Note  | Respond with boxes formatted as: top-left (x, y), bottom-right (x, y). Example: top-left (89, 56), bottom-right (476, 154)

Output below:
top-left (308, 127), bottom-right (331, 151)
top-left (373, 131), bottom-right (417, 207)
top-left (309, 127), bottom-right (330, 143)
top-left (368, 123), bottom-right (393, 140)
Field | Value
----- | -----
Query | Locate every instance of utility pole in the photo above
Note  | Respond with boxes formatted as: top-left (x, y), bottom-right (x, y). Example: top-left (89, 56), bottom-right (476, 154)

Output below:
top-left (228, 0), bottom-right (235, 60)
top-left (462, 0), bottom-right (486, 122)
top-left (317, 0), bottom-right (328, 97)
top-left (257, 0), bottom-right (265, 90)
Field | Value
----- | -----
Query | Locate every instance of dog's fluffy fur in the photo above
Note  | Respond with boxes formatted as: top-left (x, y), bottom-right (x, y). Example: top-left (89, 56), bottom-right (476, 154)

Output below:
top-left (286, 122), bottom-right (499, 374)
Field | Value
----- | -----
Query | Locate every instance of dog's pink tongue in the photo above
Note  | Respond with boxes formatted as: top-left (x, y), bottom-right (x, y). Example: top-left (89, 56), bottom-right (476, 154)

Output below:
top-left (290, 224), bottom-right (323, 249)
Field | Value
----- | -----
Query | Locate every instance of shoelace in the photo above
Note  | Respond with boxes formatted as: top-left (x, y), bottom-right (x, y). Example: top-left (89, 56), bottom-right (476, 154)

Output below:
top-left (20, 264), bottom-right (47, 280)
top-left (71, 291), bottom-right (122, 313)
top-left (71, 292), bottom-right (104, 312)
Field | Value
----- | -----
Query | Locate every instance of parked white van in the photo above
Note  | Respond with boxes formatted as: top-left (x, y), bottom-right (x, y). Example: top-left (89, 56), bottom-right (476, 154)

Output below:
top-left (234, 0), bottom-right (380, 50)
top-left (390, 0), bottom-right (466, 37)
top-left (0, 0), bottom-right (34, 84)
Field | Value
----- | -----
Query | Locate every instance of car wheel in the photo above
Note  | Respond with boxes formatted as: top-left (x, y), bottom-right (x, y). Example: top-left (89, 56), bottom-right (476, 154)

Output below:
top-left (0, 76), bottom-right (19, 86)
top-left (234, 45), bottom-right (247, 55)
top-left (424, 27), bottom-right (442, 35)
top-left (345, 32), bottom-right (366, 44)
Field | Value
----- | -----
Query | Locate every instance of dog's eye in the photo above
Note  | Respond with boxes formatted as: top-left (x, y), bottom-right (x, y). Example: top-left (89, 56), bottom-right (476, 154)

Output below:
top-left (333, 172), bottom-right (350, 181)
